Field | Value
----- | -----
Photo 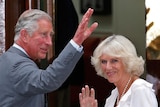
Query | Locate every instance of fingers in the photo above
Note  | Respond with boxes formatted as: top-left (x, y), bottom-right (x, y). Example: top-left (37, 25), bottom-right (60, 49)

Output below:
top-left (72, 8), bottom-right (98, 45)
top-left (80, 85), bottom-right (95, 99)
top-left (79, 92), bottom-right (83, 104)
top-left (80, 8), bottom-right (98, 35)
top-left (79, 87), bottom-right (86, 106)
top-left (81, 8), bottom-right (94, 22)
top-left (85, 85), bottom-right (90, 97)
top-left (90, 88), bottom-right (95, 98)
top-left (85, 22), bottom-right (98, 37)
top-left (78, 8), bottom-right (94, 31)
top-left (93, 99), bottom-right (98, 107)
top-left (79, 85), bottom-right (98, 107)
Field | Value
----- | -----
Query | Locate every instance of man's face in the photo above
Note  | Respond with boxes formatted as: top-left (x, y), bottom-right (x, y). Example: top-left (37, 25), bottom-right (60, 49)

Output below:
top-left (25, 19), bottom-right (54, 60)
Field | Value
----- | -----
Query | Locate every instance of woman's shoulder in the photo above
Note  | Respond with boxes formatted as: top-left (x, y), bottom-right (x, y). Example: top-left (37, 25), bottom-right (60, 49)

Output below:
top-left (131, 78), bottom-right (154, 91)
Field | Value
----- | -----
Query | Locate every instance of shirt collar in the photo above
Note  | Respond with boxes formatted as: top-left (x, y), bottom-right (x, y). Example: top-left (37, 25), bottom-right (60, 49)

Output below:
top-left (13, 43), bottom-right (30, 57)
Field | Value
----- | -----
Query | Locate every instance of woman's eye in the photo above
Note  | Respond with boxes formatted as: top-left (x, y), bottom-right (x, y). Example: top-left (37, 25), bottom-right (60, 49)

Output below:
top-left (101, 60), bottom-right (107, 64)
top-left (111, 59), bottom-right (118, 63)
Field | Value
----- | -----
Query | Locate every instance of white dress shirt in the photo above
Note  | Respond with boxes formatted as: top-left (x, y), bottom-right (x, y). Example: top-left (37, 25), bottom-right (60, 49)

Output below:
top-left (104, 79), bottom-right (158, 107)
top-left (13, 39), bottom-right (83, 57)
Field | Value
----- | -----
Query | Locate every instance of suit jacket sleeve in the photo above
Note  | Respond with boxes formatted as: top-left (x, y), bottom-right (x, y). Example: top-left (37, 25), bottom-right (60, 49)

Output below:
top-left (9, 42), bottom-right (83, 95)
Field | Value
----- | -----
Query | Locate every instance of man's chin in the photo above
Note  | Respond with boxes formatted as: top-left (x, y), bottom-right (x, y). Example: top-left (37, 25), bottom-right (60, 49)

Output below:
top-left (39, 54), bottom-right (47, 60)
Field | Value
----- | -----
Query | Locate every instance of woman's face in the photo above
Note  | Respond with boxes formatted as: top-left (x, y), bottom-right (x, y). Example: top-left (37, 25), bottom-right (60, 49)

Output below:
top-left (100, 54), bottom-right (127, 84)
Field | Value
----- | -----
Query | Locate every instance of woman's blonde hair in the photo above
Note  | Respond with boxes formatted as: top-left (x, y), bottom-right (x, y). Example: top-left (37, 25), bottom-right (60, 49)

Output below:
top-left (91, 35), bottom-right (144, 78)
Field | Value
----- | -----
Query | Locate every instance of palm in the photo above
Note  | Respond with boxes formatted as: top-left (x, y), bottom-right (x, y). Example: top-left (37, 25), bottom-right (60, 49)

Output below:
top-left (79, 85), bottom-right (98, 107)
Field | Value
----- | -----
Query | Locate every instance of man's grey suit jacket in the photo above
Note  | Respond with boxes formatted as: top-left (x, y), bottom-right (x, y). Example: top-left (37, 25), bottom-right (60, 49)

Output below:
top-left (0, 42), bottom-right (83, 107)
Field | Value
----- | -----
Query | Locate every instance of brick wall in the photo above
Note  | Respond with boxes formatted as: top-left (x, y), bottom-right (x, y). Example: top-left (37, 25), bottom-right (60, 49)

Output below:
top-left (0, 0), bottom-right (5, 55)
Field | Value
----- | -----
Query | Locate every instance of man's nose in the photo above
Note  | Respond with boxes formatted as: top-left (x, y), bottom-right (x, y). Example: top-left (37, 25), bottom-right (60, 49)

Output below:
top-left (45, 35), bottom-right (52, 46)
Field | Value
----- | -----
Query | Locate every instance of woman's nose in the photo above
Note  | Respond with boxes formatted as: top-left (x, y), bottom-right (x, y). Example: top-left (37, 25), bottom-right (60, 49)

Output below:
top-left (105, 62), bottom-right (112, 70)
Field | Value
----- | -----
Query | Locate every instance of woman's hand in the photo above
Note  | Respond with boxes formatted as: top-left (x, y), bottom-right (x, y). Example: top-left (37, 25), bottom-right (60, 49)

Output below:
top-left (79, 85), bottom-right (98, 107)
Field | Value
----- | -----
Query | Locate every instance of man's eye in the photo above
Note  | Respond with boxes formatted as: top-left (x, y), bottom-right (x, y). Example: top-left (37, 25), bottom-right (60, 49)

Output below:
top-left (41, 33), bottom-right (47, 37)
top-left (50, 32), bottom-right (54, 37)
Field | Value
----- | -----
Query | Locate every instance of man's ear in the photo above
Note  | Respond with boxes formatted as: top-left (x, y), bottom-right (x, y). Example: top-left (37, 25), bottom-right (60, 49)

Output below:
top-left (20, 29), bottom-right (29, 43)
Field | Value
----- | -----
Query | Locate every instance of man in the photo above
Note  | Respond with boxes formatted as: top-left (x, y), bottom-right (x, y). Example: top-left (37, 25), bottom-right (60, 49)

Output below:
top-left (0, 8), bottom-right (98, 107)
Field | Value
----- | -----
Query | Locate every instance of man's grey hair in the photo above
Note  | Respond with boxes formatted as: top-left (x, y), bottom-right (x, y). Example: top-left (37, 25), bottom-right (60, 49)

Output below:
top-left (14, 9), bottom-right (52, 41)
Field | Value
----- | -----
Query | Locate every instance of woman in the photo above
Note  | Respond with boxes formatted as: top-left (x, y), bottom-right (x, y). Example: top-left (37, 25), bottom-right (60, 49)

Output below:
top-left (79, 35), bottom-right (158, 107)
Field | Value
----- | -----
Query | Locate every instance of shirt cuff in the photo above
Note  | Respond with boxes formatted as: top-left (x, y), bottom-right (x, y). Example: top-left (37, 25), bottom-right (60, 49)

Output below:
top-left (70, 39), bottom-right (83, 52)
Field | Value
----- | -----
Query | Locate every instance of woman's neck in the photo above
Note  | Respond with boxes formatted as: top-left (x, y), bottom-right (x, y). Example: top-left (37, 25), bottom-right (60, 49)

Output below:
top-left (115, 75), bottom-right (139, 106)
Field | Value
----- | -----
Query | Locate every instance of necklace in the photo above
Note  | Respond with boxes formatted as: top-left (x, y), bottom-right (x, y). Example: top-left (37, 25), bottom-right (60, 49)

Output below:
top-left (116, 76), bottom-right (132, 106)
